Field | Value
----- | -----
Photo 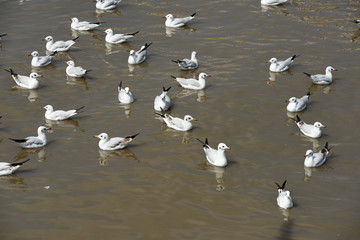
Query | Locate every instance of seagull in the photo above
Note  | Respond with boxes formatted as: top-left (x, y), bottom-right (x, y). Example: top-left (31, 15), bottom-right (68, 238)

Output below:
top-left (261, 0), bottom-right (288, 6)
top-left (155, 109), bottom-right (196, 131)
top-left (118, 81), bottom-right (134, 104)
top-left (304, 142), bottom-right (331, 167)
top-left (172, 51), bottom-right (198, 70)
top-left (65, 60), bottom-right (89, 77)
top-left (275, 180), bottom-right (293, 209)
top-left (286, 92), bottom-right (311, 112)
top-left (29, 51), bottom-right (57, 67)
top-left (0, 33), bottom-right (7, 40)
top-left (196, 138), bottom-right (230, 167)
top-left (128, 43), bottom-right (152, 64)
top-left (164, 13), bottom-right (196, 28)
top-left (170, 72), bottom-right (210, 90)
top-left (267, 55), bottom-right (298, 72)
top-left (95, 0), bottom-right (122, 10)
top-left (9, 126), bottom-right (50, 148)
top-left (0, 159), bottom-right (30, 176)
top-left (154, 87), bottom-right (171, 111)
top-left (292, 115), bottom-right (326, 138)
top-left (43, 105), bottom-right (84, 120)
top-left (42, 36), bottom-right (79, 52)
top-left (5, 69), bottom-right (42, 89)
top-left (71, 17), bottom-right (104, 31)
top-left (104, 29), bottom-right (139, 44)
top-left (94, 132), bottom-right (139, 151)
top-left (303, 66), bottom-right (337, 85)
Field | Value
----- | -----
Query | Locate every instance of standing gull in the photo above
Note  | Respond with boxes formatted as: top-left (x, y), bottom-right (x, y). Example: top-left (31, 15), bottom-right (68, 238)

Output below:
top-left (303, 66), bottom-right (337, 85)
top-left (196, 138), bottom-right (230, 167)
top-left (172, 51), bottom-right (198, 70)
top-left (164, 13), bottom-right (196, 28)
top-left (9, 126), bottom-right (50, 148)
top-left (5, 69), bottom-right (42, 89)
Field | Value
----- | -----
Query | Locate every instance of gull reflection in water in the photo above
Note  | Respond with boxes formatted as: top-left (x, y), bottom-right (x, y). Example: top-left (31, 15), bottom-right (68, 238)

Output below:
top-left (201, 163), bottom-right (226, 191)
top-left (175, 89), bottom-right (206, 102)
top-left (128, 61), bottom-right (149, 74)
top-left (98, 148), bottom-right (139, 166)
top-left (10, 87), bottom-right (39, 103)
top-left (66, 75), bottom-right (89, 90)
top-left (105, 42), bottom-right (134, 55)
top-left (13, 147), bottom-right (46, 162)
top-left (308, 83), bottom-right (332, 95)
top-left (119, 103), bottom-right (132, 118)
top-left (45, 118), bottom-right (84, 132)
top-left (276, 217), bottom-right (294, 239)
top-left (278, 207), bottom-right (291, 222)
top-left (0, 174), bottom-right (27, 188)
top-left (95, 8), bottom-right (121, 18)
top-left (261, 3), bottom-right (288, 15)
top-left (165, 26), bottom-right (197, 37)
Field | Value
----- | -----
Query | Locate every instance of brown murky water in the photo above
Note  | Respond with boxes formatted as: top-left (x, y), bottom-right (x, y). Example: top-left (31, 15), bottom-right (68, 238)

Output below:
top-left (0, 0), bottom-right (359, 239)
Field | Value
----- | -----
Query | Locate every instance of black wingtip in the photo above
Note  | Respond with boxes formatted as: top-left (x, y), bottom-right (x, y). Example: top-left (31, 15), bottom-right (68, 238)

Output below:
top-left (118, 81), bottom-right (122, 89)
top-left (196, 138), bottom-right (208, 148)
top-left (50, 51), bottom-right (58, 56)
top-left (92, 21), bottom-right (106, 25)
top-left (128, 133), bottom-right (140, 139)
top-left (170, 75), bottom-right (177, 79)
top-left (5, 68), bottom-right (16, 75)
top-left (131, 31), bottom-right (140, 36)
top-left (191, 13), bottom-right (196, 17)
top-left (154, 112), bottom-right (165, 118)
top-left (275, 180), bottom-right (286, 189)
top-left (163, 86), bottom-right (171, 92)
top-left (9, 138), bottom-right (27, 143)
top-left (72, 36), bottom-right (80, 41)
top-left (11, 158), bottom-right (30, 166)
top-left (291, 54), bottom-right (298, 60)
top-left (0, 33), bottom-right (8, 38)
top-left (171, 60), bottom-right (179, 63)
top-left (306, 91), bottom-right (311, 98)
top-left (303, 72), bottom-right (311, 77)
top-left (275, 182), bottom-right (281, 189)
top-left (75, 106), bottom-right (85, 113)
top-left (296, 114), bottom-right (301, 122)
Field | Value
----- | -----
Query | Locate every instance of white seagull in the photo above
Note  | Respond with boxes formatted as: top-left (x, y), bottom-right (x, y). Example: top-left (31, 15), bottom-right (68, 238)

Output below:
top-left (172, 51), bottom-right (198, 70)
top-left (196, 138), bottom-right (230, 167)
top-left (42, 36), bottom-right (79, 52)
top-left (164, 13), bottom-right (196, 28)
top-left (303, 66), bottom-right (337, 85)
top-left (0, 159), bottom-right (30, 176)
top-left (5, 69), bottom-right (42, 89)
top-left (43, 105), bottom-right (84, 121)
top-left (104, 29), bottom-right (139, 44)
top-left (286, 92), bottom-right (311, 112)
top-left (128, 43), bottom-right (152, 64)
top-left (304, 142), bottom-right (331, 167)
top-left (29, 51), bottom-right (57, 67)
top-left (292, 115), bottom-right (326, 138)
top-left (267, 55), bottom-right (298, 72)
top-left (95, 0), bottom-right (122, 10)
top-left (94, 132), bottom-right (139, 151)
top-left (9, 126), bottom-right (50, 148)
top-left (170, 72), bottom-right (210, 90)
top-left (261, 0), bottom-right (288, 6)
top-left (275, 180), bottom-right (293, 209)
top-left (154, 87), bottom-right (171, 111)
top-left (65, 60), bottom-right (89, 77)
top-left (71, 17), bottom-right (104, 31)
top-left (155, 110), bottom-right (196, 131)
top-left (118, 81), bottom-right (134, 104)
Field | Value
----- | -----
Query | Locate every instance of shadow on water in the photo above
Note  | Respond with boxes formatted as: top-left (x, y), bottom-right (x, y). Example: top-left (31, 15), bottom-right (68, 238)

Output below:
top-left (276, 218), bottom-right (294, 240)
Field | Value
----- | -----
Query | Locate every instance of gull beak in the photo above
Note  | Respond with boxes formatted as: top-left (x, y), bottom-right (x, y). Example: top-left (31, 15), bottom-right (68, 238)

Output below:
top-left (322, 125), bottom-right (326, 128)
top-left (207, 75), bottom-right (211, 77)
top-left (42, 106), bottom-right (46, 109)
top-left (64, 61), bottom-right (68, 64)
top-left (42, 38), bottom-right (46, 41)
top-left (38, 74), bottom-right (43, 78)
top-left (285, 100), bottom-right (290, 102)
top-left (266, 60), bottom-right (270, 63)
top-left (28, 53), bottom-right (32, 56)
top-left (334, 69), bottom-right (338, 71)
top-left (46, 127), bottom-right (52, 130)
top-left (226, 147), bottom-right (231, 150)
top-left (94, 135), bottom-right (99, 138)
top-left (163, 16), bottom-right (166, 19)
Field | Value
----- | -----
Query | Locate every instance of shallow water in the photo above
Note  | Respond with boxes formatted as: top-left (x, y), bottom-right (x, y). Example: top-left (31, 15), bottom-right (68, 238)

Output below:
top-left (0, 0), bottom-right (359, 239)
